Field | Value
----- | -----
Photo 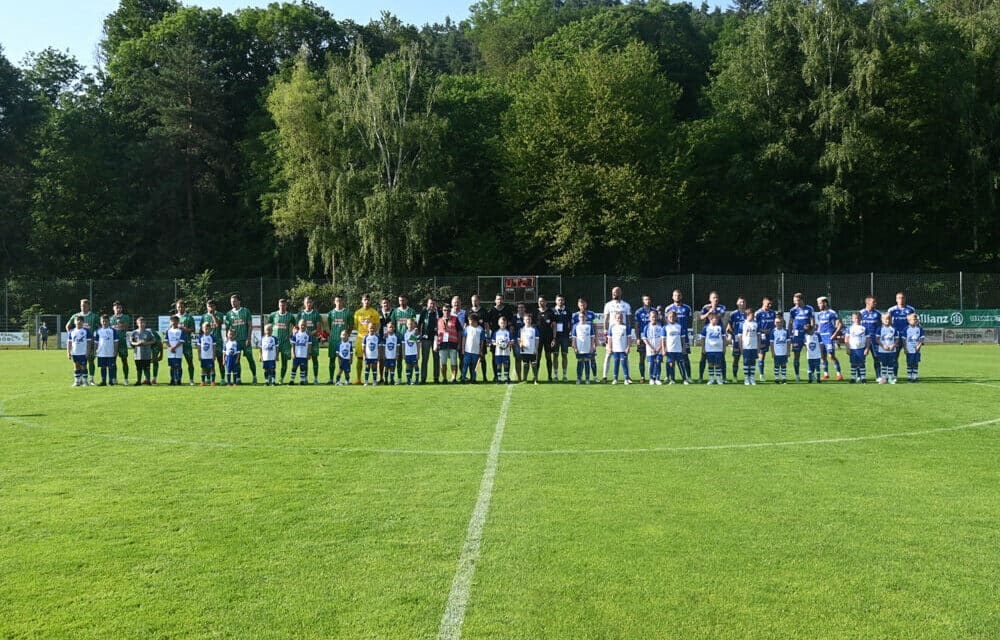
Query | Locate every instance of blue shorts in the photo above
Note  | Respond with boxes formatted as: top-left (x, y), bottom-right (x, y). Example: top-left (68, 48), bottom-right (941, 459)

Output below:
top-left (758, 333), bottom-right (771, 349)
top-left (365, 358), bottom-right (378, 366)
top-left (495, 355), bottom-right (511, 366)
top-left (742, 348), bottom-right (757, 363)
top-left (405, 355), bottom-right (418, 366)
top-left (384, 358), bottom-right (396, 369)
top-left (72, 355), bottom-right (89, 365)
top-left (791, 329), bottom-right (806, 349)
top-left (646, 354), bottom-right (662, 364)
top-left (225, 356), bottom-right (241, 372)
top-left (666, 352), bottom-right (683, 364)
top-left (293, 357), bottom-right (308, 368)
top-left (849, 349), bottom-right (866, 366)
top-left (820, 336), bottom-right (837, 353)
top-left (706, 352), bottom-right (723, 365)
top-left (200, 358), bottom-right (215, 370)
top-left (339, 357), bottom-right (352, 372)
top-left (168, 357), bottom-right (182, 367)
top-left (263, 360), bottom-right (276, 371)
top-left (574, 353), bottom-right (593, 362)
top-left (98, 356), bottom-right (116, 367)
top-left (773, 354), bottom-right (788, 366)
top-left (808, 358), bottom-right (821, 370)
top-left (906, 352), bottom-right (921, 365)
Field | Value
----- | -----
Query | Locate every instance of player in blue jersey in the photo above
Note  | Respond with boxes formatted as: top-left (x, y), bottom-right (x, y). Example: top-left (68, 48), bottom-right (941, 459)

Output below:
top-left (770, 316), bottom-right (790, 383)
top-left (727, 297), bottom-right (747, 381)
top-left (876, 313), bottom-right (899, 384)
top-left (754, 297), bottom-right (777, 380)
top-left (787, 292), bottom-right (815, 381)
top-left (815, 296), bottom-right (844, 381)
top-left (665, 289), bottom-right (693, 383)
top-left (859, 296), bottom-right (883, 379)
top-left (633, 295), bottom-right (654, 383)
top-left (887, 292), bottom-right (915, 373)
top-left (698, 292), bottom-right (726, 382)
top-left (642, 309), bottom-right (665, 385)
top-left (904, 313), bottom-right (925, 382)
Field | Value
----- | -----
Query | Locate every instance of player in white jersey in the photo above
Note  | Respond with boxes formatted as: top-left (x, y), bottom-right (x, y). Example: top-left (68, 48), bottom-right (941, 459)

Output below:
top-left (67, 315), bottom-right (92, 386)
top-left (572, 311), bottom-right (595, 384)
top-left (334, 330), bottom-right (354, 386)
top-left (380, 322), bottom-right (400, 385)
top-left (663, 310), bottom-right (689, 384)
top-left (362, 324), bottom-right (381, 386)
top-left (701, 313), bottom-right (727, 385)
top-left (460, 314), bottom-right (484, 383)
top-left (608, 311), bottom-right (633, 384)
top-left (403, 318), bottom-right (421, 385)
top-left (739, 306), bottom-right (759, 385)
top-left (196, 322), bottom-right (217, 386)
top-left (95, 315), bottom-right (119, 386)
top-left (876, 313), bottom-right (899, 384)
top-left (290, 319), bottom-right (312, 385)
top-left (224, 329), bottom-right (242, 385)
top-left (492, 316), bottom-right (513, 384)
top-left (642, 310), bottom-right (665, 385)
top-left (165, 315), bottom-right (186, 386)
top-left (904, 313), bottom-right (925, 382)
top-left (770, 316), bottom-right (790, 383)
top-left (845, 312), bottom-right (870, 383)
top-left (601, 286), bottom-right (631, 382)
top-left (519, 314), bottom-right (540, 384)
top-left (804, 325), bottom-right (823, 383)
top-left (260, 324), bottom-right (278, 386)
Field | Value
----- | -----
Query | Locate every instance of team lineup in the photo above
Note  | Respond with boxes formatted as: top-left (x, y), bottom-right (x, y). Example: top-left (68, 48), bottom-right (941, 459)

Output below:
top-left (63, 286), bottom-right (926, 387)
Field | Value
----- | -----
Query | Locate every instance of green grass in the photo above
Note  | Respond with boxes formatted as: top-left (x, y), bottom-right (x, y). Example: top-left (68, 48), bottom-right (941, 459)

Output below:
top-left (2, 346), bottom-right (999, 638)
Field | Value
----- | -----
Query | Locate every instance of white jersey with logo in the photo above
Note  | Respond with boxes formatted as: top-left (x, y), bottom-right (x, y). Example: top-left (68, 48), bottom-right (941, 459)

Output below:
top-left (905, 326), bottom-right (925, 354)
top-left (95, 327), bottom-right (117, 358)
top-left (573, 322), bottom-right (593, 354)
top-left (664, 323), bottom-right (684, 353)
top-left (644, 324), bottom-right (664, 352)
top-left (741, 320), bottom-right (759, 350)
top-left (772, 328), bottom-right (789, 356)
top-left (463, 326), bottom-right (482, 355)
top-left (260, 335), bottom-right (277, 361)
top-left (520, 326), bottom-right (538, 355)
top-left (383, 333), bottom-right (399, 360)
top-left (704, 325), bottom-right (725, 353)
top-left (363, 334), bottom-right (380, 360)
top-left (403, 329), bottom-right (420, 357)
top-left (69, 328), bottom-right (90, 356)
top-left (493, 328), bottom-right (512, 356)
top-left (846, 324), bottom-right (868, 350)
top-left (292, 330), bottom-right (311, 358)
top-left (805, 333), bottom-right (822, 359)
top-left (165, 327), bottom-right (185, 357)
top-left (609, 323), bottom-right (630, 353)
top-left (197, 334), bottom-right (215, 359)
top-left (603, 299), bottom-right (632, 328)
top-left (337, 340), bottom-right (353, 360)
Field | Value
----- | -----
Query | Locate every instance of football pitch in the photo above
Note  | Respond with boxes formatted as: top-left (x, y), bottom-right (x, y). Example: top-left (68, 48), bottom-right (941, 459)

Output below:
top-left (2, 346), bottom-right (999, 639)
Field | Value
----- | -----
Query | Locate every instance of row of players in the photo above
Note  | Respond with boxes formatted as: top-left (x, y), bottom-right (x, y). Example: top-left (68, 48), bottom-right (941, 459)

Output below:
top-left (65, 291), bottom-right (925, 386)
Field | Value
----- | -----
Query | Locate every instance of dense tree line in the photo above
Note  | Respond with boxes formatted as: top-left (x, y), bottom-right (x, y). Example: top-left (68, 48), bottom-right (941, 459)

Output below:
top-left (0, 0), bottom-right (996, 282)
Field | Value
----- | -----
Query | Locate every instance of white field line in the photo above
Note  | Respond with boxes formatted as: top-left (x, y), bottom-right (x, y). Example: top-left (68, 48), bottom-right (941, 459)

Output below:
top-left (438, 383), bottom-right (514, 640)
top-left (972, 382), bottom-right (1000, 390)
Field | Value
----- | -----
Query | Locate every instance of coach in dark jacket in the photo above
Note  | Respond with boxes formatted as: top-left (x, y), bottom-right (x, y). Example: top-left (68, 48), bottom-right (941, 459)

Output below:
top-left (417, 298), bottom-right (440, 383)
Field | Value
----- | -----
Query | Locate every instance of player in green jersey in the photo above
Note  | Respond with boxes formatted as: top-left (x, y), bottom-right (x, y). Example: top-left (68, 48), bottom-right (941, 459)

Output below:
top-left (110, 301), bottom-right (132, 385)
top-left (224, 293), bottom-right (258, 384)
top-left (173, 299), bottom-right (198, 385)
top-left (297, 295), bottom-right (323, 384)
top-left (66, 298), bottom-right (101, 378)
top-left (203, 299), bottom-right (226, 384)
top-left (325, 294), bottom-right (352, 384)
top-left (268, 298), bottom-right (296, 383)
top-left (390, 294), bottom-right (416, 379)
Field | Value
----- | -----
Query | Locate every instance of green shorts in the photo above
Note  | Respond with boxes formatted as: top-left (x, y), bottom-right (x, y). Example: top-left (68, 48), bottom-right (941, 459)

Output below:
top-left (279, 342), bottom-right (292, 359)
top-left (117, 341), bottom-right (130, 357)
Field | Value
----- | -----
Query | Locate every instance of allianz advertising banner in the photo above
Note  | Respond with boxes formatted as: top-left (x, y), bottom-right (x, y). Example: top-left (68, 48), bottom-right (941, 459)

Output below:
top-left (837, 309), bottom-right (999, 344)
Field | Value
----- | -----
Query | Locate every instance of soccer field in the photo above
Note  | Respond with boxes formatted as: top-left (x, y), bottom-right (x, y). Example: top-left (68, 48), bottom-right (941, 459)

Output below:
top-left (2, 346), bottom-right (999, 639)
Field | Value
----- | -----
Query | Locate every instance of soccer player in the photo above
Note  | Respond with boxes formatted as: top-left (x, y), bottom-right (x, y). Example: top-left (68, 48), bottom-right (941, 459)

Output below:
top-left (383, 321), bottom-right (400, 385)
top-left (353, 295), bottom-right (380, 384)
top-left (602, 287), bottom-right (631, 382)
top-left (701, 313), bottom-right (727, 385)
top-left (535, 296), bottom-right (555, 382)
top-left (95, 314), bottom-right (118, 386)
top-left (887, 292), bottom-right (915, 374)
top-left (634, 295), bottom-right (654, 383)
top-left (755, 298), bottom-right (777, 380)
top-left (663, 310), bottom-right (688, 384)
top-left (788, 293), bottom-right (815, 381)
top-left (268, 298), bottom-right (296, 384)
top-left (492, 316), bottom-right (513, 384)
top-left (698, 292), bottom-right (726, 382)
top-left (460, 314), bottom-right (484, 383)
top-left (225, 294), bottom-right (257, 384)
top-left (860, 296), bottom-right (883, 379)
top-left (511, 303), bottom-right (527, 382)
top-left (845, 312), bottom-right (870, 383)
top-left (551, 295), bottom-right (572, 381)
top-left (290, 319), bottom-right (311, 385)
top-left (815, 296), bottom-right (844, 380)
top-left (607, 311), bottom-right (632, 385)
top-left (804, 325), bottom-right (822, 383)
top-left (572, 310), bottom-right (595, 384)
top-left (65, 315), bottom-right (91, 385)
top-left (876, 313), bottom-right (898, 384)
top-left (325, 295), bottom-right (352, 384)
top-left (665, 289), bottom-right (694, 383)
top-left (260, 323), bottom-right (277, 386)
top-left (110, 301), bottom-right (131, 385)
top-left (334, 330), bottom-right (353, 386)
top-left (904, 312), bottom-right (925, 382)
top-left (519, 313), bottom-right (540, 384)
top-left (173, 299), bottom-right (197, 385)
top-left (297, 296), bottom-right (323, 384)
top-left (203, 299), bottom-right (226, 385)
top-left (196, 322), bottom-right (217, 386)
top-left (130, 317), bottom-right (154, 386)
top-left (575, 298), bottom-right (598, 378)
top-left (740, 306), bottom-right (759, 385)
top-left (771, 316), bottom-right (790, 383)
top-left (642, 309), bottom-right (665, 385)
top-left (65, 298), bottom-right (99, 379)
top-left (391, 294), bottom-right (417, 381)
top-left (362, 324), bottom-right (380, 386)
top-left (403, 318), bottom-right (421, 385)
top-left (165, 315), bottom-right (186, 386)
top-left (485, 294), bottom-right (515, 382)
top-left (727, 297), bottom-right (747, 381)
top-left (224, 329), bottom-right (242, 385)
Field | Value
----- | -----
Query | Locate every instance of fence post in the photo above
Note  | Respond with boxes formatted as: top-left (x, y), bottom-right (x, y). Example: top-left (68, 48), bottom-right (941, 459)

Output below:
top-left (259, 277), bottom-right (264, 316)
top-left (780, 272), bottom-right (785, 311)
top-left (3, 278), bottom-right (8, 330)
top-left (690, 273), bottom-right (695, 309)
top-left (173, 279), bottom-right (177, 303)
top-left (603, 274), bottom-right (607, 298)
top-left (870, 272), bottom-right (874, 298)
top-left (959, 271), bottom-right (963, 310)
top-left (89, 279), bottom-right (93, 307)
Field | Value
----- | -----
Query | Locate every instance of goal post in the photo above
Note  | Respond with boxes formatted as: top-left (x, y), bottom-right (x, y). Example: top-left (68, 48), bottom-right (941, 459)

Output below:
top-left (477, 275), bottom-right (564, 305)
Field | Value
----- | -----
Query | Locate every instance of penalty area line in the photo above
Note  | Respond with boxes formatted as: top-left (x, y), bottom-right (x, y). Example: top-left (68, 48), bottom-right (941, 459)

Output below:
top-left (438, 383), bottom-right (514, 640)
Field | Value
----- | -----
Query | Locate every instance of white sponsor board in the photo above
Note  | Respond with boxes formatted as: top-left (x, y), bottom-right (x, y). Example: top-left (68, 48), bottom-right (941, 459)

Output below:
top-left (157, 315), bottom-right (263, 344)
top-left (923, 327), bottom-right (999, 344)
top-left (0, 332), bottom-right (29, 346)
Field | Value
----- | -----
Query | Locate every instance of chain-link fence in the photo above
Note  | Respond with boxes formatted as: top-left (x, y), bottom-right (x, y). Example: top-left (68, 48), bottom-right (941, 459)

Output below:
top-left (3, 273), bottom-right (999, 340)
